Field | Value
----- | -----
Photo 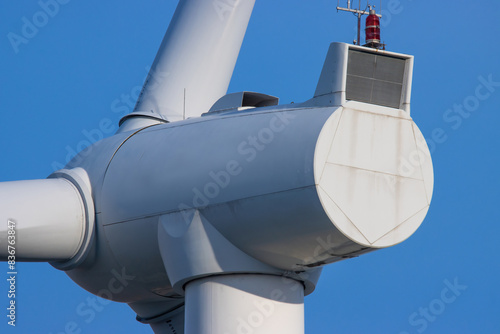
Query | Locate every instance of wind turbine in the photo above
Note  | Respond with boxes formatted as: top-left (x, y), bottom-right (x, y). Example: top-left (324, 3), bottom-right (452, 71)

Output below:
top-left (1, 1), bottom-right (433, 333)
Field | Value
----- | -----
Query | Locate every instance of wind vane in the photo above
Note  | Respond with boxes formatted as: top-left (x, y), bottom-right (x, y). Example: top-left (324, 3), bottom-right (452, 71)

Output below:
top-left (337, 0), bottom-right (385, 49)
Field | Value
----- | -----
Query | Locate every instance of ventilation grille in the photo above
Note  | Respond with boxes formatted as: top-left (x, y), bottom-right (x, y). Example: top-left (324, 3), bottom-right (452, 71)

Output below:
top-left (346, 50), bottom-right (406, 109)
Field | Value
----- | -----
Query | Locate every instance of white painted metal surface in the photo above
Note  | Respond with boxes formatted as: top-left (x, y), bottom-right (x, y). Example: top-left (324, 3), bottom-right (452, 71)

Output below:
top-left (96, 101), bottom-right (432, 272)
top-left (311, 43), bottom-right (413, 112)
top-left (158, 209), bottom-right (280, 292)
top-left (99, 107), bottom-right (337, 271)
top-left (0, 168), bottom-right (93, 264)
top-left (185, 275), bottom-right (304, 334)
top-left (158, 209), bottom-right (321, 295)
top-left (131, 0), bottom-right (256, 123)
top-left (314, 101), bottom-right (433, 248)
top-left (208, 91), bottom-right (279, 113)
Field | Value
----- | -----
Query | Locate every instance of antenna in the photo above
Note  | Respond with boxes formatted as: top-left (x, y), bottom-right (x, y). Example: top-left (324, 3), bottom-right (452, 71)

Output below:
top-left (336, 0), bottom-right (383, 47)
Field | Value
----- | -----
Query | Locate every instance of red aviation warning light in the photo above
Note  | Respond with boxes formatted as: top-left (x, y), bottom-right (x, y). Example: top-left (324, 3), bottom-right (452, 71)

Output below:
top-left (365, 7), bottom-right (381, 47)
top-left (336, 1), bottom-right (386, 49)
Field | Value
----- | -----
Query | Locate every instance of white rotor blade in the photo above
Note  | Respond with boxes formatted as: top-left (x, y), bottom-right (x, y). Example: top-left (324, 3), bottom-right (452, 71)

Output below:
top-left (132, 0), bottom-right (256, 122)
top-left (0, 168), bottom-right (94, 269)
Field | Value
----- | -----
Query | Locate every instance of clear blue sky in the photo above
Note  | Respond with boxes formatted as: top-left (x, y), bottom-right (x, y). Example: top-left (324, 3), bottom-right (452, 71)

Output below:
top-left (1, 1), bottom-right (499, 333)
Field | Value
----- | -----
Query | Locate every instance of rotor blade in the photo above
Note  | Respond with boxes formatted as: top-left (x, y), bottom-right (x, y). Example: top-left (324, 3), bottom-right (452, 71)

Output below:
top-left (0, 168), bottom-right (94, 268)
top-left (132, 0), bottom-right (256, 122)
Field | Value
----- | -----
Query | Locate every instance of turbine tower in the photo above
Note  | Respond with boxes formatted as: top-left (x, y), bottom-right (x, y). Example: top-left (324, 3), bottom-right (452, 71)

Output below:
top-left (0, 1), bottom-right (433, 333)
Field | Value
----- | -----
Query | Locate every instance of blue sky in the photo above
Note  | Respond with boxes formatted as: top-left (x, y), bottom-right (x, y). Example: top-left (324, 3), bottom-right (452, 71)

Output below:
top-left (1, 0), bottom-right (499, 333)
